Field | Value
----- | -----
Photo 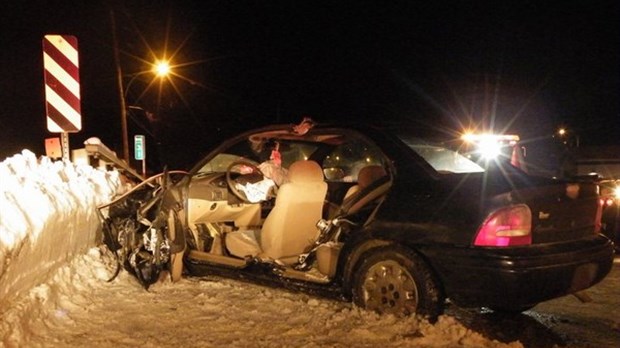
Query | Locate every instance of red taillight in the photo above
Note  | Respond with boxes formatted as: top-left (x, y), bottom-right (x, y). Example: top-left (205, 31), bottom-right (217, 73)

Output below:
top-left (595, 198), bottom-right (604, 233)
top-left (474, 204), bottom-right (532, 246)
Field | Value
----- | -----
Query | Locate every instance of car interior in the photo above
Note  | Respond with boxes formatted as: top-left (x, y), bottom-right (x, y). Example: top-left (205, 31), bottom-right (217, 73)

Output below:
top-left (183, 128), bottom-right (393, 281)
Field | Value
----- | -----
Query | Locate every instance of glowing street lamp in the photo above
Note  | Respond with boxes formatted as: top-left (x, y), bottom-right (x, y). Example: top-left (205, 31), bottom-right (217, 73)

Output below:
top-left (556, 127), bottom-right (580, 147)
top-left (110, 12), bottom-right (182, 165)
top-left (155, 60), bottom-right (170, 77)
top-left (119, 60), bottom-right (171, 164)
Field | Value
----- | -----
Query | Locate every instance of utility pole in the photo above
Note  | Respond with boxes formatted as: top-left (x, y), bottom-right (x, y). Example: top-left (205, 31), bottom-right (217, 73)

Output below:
top-left (110, 9), bottom-right (129, 163)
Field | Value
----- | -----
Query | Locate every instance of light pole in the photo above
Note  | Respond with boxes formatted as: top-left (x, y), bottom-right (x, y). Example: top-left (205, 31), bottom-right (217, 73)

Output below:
top-left (110, 10), bottom-right (131, 163)
top-left (110, 11), bottom-right (172, 164)
top-left (119, 62), bottom-right (171, 164)
top-left (124, 72), bottom-right (146, 99)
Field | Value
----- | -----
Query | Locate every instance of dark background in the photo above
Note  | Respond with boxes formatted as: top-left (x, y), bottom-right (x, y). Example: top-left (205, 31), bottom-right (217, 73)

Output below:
top-left (1, 0), bottom-right (618, 171)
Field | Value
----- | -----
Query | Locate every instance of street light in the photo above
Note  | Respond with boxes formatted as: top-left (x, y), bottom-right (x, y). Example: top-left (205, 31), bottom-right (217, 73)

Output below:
top-left (558, 128), bottom-right (567, 136)
top-left (556, 127), bottom-right (580, 147)
top-left (123, 60), bottom-right (171, 101)
top-left (155, 60), bottom-right (170, 77)
top-left (119, 61), bottom-right (171, 164)
top-left (110, 10), bottom-right (173, 164)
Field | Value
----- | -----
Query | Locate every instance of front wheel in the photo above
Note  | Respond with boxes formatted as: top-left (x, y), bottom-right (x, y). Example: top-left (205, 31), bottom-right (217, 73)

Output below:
top-left (351, 245), bottom-right (444, 321)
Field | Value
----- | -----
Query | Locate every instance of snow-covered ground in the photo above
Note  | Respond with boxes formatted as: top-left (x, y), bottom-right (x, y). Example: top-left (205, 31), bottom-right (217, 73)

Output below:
top-left (1, 247), bottom-right (525, 348)
top-left (0, 150), bottom-right (617, 347)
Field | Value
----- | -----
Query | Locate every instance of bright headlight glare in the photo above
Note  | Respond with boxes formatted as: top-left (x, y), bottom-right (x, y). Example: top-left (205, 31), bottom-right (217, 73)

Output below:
top-left (477, 138), bottom-right (502, 159)
top-left (613, 185), bottom-right (620, 200)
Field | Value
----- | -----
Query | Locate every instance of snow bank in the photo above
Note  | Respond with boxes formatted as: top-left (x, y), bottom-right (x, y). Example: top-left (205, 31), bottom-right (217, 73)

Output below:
top-left (0, 150), bottom-right (121, 307)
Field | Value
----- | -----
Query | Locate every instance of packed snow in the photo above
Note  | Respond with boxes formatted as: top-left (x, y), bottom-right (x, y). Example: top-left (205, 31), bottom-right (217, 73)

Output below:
top-left (2, 247), bottom-right (529, 348)
top-left (0, 150), bottom-right (616, 347)
top-left (0, 150), bottom-right (121, 306)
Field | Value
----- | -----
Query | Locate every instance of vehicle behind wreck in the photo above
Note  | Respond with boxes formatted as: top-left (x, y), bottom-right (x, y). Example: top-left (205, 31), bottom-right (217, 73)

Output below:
top-left (99, 121), bottom-right (615, 320)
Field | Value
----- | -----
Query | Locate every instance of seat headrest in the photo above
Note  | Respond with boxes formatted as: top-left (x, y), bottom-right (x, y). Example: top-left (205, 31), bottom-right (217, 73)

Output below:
top-left (288, 160), bottom-right (324, 183)
top-left (357, 165), bottom-right (387, 188)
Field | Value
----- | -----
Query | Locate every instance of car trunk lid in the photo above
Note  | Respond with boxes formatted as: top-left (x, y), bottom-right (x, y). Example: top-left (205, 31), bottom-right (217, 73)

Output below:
top-left (440, 163), bottom-right (602, 245)
top-left (508, 181), bottom-right (601, 243)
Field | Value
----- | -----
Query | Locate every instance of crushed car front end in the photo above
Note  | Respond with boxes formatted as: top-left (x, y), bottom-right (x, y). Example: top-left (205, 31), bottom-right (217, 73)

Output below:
top-left (98, 171), bottom-right (189, 288)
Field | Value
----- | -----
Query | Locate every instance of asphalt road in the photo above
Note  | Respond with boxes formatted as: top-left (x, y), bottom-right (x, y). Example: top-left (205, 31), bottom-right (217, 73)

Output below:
top-left (448, 256), bottom-right (620, 347)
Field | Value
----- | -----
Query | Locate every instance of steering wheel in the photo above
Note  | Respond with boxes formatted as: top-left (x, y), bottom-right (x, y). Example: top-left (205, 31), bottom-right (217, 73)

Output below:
top-left (226, 159), bottom-right (265, 203)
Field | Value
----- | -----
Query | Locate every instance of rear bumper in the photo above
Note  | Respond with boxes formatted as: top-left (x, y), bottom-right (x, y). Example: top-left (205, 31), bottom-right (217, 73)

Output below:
top-left (422, 235), bottom-right (615, 309)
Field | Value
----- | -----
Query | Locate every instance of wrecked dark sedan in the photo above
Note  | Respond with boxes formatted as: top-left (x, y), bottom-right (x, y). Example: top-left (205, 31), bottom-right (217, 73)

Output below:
top-left (100, 120), bottom-right (615, 320)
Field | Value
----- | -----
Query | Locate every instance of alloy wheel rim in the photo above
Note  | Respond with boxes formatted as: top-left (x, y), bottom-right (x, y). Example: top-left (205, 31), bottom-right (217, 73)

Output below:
top-left (361, 260), bottom-right (418, 316)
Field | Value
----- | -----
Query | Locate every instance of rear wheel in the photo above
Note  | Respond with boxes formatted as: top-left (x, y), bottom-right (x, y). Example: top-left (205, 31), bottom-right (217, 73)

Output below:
top-left (352, 245), bottom-right (444, 321)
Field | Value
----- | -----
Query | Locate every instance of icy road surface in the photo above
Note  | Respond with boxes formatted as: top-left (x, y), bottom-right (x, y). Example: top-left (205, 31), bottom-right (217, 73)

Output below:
top-left (449, 257), bottom-right (620, 348)
top-left (2, 247), bottom-right (619, 348)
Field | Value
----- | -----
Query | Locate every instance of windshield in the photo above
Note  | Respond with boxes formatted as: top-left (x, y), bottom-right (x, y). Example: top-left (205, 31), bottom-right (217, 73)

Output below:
top-left (195, 136), bottom-right (320, 175)
top-left (400, 137), bottom-right (485, 174)
top-left (197, 153), bottom-right (248, 174)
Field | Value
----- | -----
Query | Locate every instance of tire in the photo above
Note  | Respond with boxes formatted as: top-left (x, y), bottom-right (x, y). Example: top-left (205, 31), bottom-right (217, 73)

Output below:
top-left (351, 245), bottom-right (444, 321)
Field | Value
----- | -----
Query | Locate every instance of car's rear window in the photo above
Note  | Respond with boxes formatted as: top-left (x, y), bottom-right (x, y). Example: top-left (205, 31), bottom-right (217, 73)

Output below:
top-left (400, 138), bottom-right (485, 174)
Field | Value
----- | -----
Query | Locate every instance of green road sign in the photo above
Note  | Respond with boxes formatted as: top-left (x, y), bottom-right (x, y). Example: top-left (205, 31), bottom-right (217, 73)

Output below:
top-left (134, 135), bottom-right (145, 160)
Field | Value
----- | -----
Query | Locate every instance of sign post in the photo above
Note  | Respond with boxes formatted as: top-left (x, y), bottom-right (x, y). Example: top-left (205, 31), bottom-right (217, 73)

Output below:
top-left (42, 34), bottom-right (81, 161)
top-left (134, 135), bottom-right (146, 177)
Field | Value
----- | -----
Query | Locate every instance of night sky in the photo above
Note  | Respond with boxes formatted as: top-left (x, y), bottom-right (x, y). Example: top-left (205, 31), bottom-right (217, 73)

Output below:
top-left (1, 0), bottom-right (618, 169)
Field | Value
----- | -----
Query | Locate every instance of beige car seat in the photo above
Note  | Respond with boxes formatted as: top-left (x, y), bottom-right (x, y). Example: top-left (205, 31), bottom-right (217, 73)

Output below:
top-left (329, 165), bottom-right (390, 218)
top-left (344, 165), bottom-right (388, 200)
top-left (226, 160), bottom-right (328, 264)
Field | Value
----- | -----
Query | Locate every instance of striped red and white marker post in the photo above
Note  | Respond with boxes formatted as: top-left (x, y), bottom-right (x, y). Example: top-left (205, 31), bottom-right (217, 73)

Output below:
top-left (42, 34), bottom-right (81, 161)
